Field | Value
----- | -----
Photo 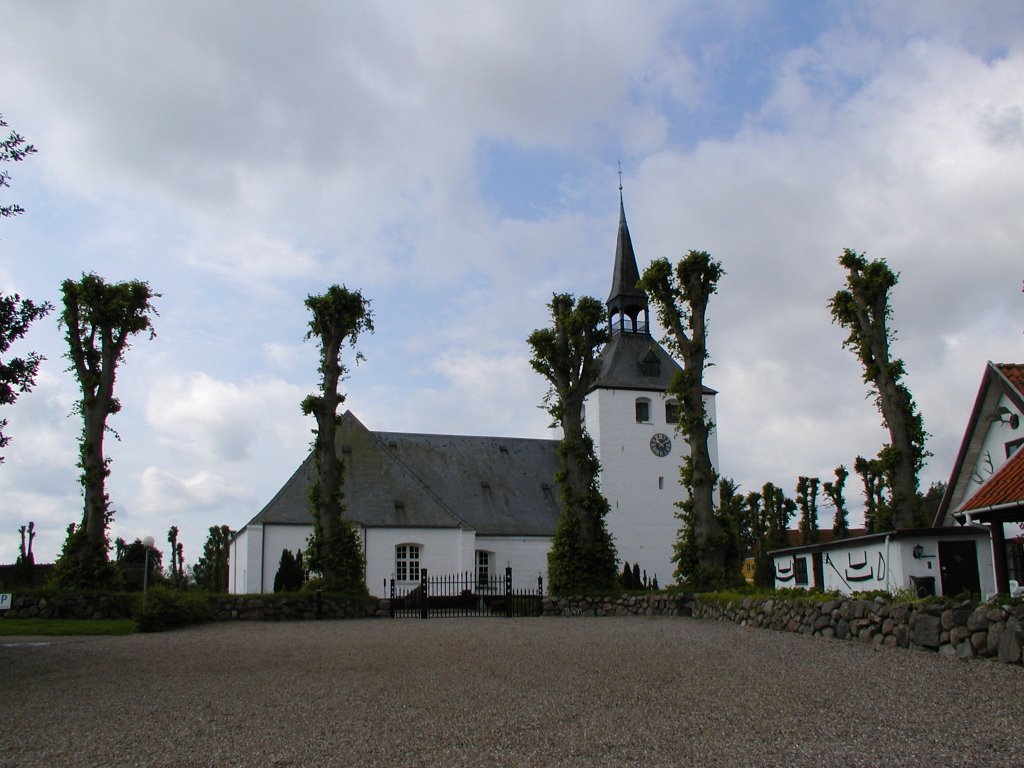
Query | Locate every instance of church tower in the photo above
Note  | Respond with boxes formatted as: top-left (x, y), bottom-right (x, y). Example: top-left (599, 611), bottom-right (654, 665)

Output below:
top-left (584, 193), bottom-right (719, 586)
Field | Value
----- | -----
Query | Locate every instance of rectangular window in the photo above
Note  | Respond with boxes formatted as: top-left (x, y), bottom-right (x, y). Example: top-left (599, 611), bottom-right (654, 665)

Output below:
top-left (396, 544), bottom-right (421, 582)
top-left (476, 550), bottom-right (491, 587)
top-left (794, 556), bottom-right (808, 586)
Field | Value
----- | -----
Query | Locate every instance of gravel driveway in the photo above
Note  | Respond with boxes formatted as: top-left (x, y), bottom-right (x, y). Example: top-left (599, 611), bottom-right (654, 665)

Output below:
top-left (1, 617), bottom-right (1022, 767)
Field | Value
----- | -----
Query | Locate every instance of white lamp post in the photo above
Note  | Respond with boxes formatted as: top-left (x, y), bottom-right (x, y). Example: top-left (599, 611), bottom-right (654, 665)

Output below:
top-left (142, 535), bottom-right (155, 611)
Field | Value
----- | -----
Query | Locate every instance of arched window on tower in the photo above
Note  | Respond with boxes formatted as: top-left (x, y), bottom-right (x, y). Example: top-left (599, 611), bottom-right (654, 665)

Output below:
top-left (665, 400), bottom-right (679, 424)
top-left (635, 397), bottom-right (651, 423)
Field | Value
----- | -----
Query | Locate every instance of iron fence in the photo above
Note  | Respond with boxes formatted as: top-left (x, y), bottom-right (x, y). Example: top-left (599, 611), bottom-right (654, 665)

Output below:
top-left (389, 567), bottom-right (543, 618)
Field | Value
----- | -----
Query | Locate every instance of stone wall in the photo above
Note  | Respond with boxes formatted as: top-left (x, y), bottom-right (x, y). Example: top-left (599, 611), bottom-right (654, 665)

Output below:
top-left (1, 593), bottom-right (134, 620)
top-left (542, 593), bottom-right (692, 617)
top-left (542, 592), bottom-right (1024, 666)
top-left (693, 594), bottom-right (1024, 664)
top-left (0, 592), bottom-right (388, 621)
top-left (212, 594), bottom-right (388, 620)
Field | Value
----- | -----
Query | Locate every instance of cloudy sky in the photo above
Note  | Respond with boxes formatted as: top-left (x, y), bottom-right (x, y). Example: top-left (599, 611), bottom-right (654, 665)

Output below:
top-left (0, 1), bottom-right (1022, 568)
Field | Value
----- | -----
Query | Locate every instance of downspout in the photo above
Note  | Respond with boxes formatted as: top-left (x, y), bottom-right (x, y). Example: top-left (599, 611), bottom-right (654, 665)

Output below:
top-left (260, 524), bottom-right (267, 594)
top-left (884, 534), bottom-right (891, 593)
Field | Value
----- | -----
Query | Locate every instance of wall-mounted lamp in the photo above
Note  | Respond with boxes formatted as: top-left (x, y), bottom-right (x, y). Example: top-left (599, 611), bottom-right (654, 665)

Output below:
top-left (912, 544), bottom-right (924, 559)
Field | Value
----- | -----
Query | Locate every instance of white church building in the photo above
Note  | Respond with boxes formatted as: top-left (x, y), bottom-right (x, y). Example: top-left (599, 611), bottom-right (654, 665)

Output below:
top-left (229, 198), bottom-right (719, 596)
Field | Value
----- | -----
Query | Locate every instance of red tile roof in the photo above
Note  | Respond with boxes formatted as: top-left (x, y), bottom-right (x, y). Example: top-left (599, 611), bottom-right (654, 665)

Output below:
top-left (959, 447), bottom-right (1024, 511)
top-left (996, 363), bottom-right (1024, 398)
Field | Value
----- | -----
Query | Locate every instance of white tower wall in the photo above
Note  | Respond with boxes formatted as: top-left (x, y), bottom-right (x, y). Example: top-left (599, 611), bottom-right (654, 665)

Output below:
top-left (586, 386), bottom-right (718, 587)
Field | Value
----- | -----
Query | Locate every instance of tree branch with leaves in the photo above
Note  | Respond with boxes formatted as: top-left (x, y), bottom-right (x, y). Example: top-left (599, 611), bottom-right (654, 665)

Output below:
top-left (0, 115), bottom-right (52, 463)
top-left (527, 293), bottom-right (616, 593)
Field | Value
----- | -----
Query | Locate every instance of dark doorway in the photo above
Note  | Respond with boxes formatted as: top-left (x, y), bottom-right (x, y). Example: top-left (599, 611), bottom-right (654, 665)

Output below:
top-left (938, 540), bottom-right (981, 596)
top-left (812, 552), bottom-right (824, 591)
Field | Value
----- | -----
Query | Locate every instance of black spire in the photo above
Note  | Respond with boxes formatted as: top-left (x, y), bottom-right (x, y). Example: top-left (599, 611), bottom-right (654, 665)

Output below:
top-left (606, 189), bottom-right (649, 335)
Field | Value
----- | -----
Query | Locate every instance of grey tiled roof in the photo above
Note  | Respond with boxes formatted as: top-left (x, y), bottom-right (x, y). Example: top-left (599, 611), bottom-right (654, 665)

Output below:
top-left (593, 332), bottom-right (682, 392)
top-left (245, 412), bottom-right (561, 537)
top-left (592, 332), bottom-right (717, 396)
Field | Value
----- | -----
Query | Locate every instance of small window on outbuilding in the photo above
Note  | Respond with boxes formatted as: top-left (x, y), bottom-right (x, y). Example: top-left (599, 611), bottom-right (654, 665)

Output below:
top-left (635, 398), bottom-right (651, 423)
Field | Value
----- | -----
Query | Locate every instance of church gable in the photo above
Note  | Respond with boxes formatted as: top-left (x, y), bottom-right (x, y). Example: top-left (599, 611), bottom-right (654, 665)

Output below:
top-left (937, 362), bottom-right (1024, 524)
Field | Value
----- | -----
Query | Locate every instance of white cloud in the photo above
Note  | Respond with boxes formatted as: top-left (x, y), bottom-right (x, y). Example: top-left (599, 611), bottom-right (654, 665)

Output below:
top-left (145, 373), bottom-right (307, 463)
top-left (138, 467), bottom-right (251, 517)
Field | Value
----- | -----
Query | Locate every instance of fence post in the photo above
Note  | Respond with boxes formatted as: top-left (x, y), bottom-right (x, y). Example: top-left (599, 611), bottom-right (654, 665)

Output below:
top-left (505, 566), bottom-right (513, 618)
top-left (389, 578), bottom-right (396, 619)
top-left (420, 568), bottom-right (429, 619)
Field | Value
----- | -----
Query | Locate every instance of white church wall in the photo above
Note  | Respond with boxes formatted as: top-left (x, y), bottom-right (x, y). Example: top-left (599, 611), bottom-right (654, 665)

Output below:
top-left (475, 535), bottom-right (552, 591)
top-left (260, 524), bottom-right (314, 594)
top-left (228, 525), bottom-right (256, 594)
top-left (363, 526), bottom-right (472, 597)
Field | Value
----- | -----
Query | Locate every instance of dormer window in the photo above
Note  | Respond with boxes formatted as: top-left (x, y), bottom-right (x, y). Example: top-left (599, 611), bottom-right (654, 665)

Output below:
top-left (638, 350), bottom-right (660, 377)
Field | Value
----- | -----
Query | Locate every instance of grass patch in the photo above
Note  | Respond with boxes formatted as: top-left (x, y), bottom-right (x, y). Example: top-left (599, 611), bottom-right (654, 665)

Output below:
top-left (0, 618), bottom-right (136, 636)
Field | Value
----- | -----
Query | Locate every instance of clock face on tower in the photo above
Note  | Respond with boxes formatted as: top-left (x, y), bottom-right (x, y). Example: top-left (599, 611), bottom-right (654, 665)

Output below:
top-left (650, 433), bottom-right (672, 457)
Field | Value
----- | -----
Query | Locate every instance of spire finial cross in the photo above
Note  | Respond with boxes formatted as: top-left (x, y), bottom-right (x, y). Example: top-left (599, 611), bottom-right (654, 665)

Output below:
top-left (617, 161), bottom-right (623, 192)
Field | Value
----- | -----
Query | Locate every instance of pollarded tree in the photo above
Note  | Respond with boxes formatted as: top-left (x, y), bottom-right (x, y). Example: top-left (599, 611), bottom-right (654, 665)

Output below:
top-left (854, 455), bottom-right (890, 533)
top-left (829, 249), bottom-right (928, 528)
top-left (795, 476), bottom-right (820, 545)
top-left (302, 285), bottom-right (373, 593)
top-left (167, 525), bottom-right (185, 587)
top-left (527, 293), bottom-right (617, 593)
top-left (15, 521), bottom-right (36, 586)
top-left (714, 477), bottom-right (748, 587)
top-left (823, 465), bottom-right (851, 539)
top-left (53, 274), bottom-right (158, 589)
top-left (193, 524), bottom-right (231, 592)
top-left (639, 252), bottom-right (724, 585)
top-left (762, 482), bottom-right (796, 553)
top-left (744, 490), bottom-right (774, 588)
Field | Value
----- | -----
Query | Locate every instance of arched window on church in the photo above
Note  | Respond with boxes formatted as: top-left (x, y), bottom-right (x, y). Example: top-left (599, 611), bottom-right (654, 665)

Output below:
top-left (476, 550), bottom-right (493, 588)
top-left (635, 397), bottom-right (651, 423)
top-left (395, 543), bottom-right (421, 582)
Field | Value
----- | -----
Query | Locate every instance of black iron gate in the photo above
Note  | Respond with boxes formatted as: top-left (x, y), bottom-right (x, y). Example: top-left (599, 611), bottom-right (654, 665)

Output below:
top-left (389, 567), bottom-right (543, 618)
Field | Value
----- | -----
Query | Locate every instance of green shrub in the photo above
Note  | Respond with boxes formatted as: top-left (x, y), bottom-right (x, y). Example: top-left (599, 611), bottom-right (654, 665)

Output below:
top-left (134, 585), bottom-right (215, 632)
